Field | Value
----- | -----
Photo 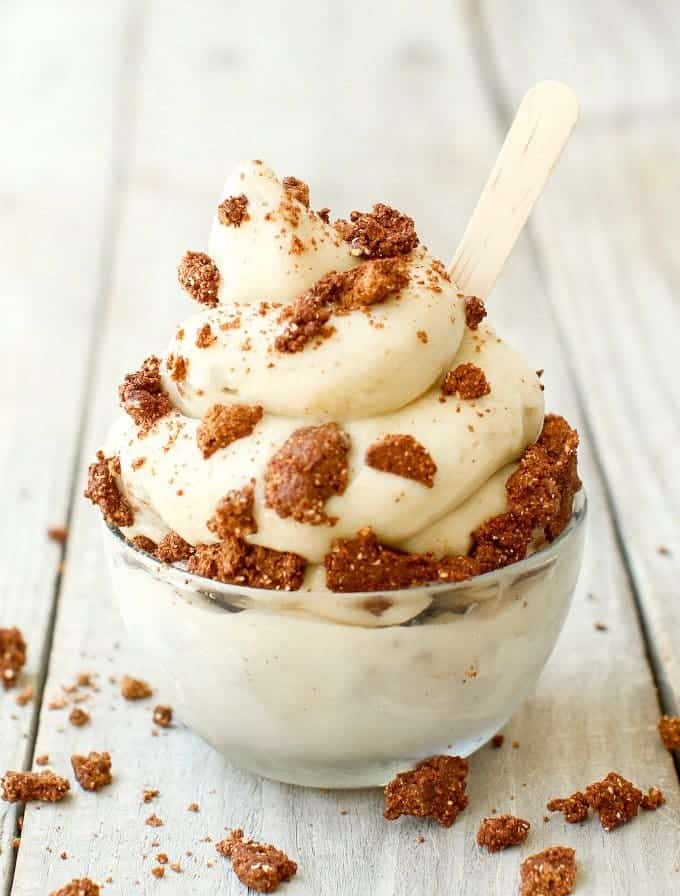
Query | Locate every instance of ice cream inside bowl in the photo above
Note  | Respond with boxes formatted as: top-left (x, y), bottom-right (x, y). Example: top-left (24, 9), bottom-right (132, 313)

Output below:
top-left (86, 161), bottom-right (584, 786)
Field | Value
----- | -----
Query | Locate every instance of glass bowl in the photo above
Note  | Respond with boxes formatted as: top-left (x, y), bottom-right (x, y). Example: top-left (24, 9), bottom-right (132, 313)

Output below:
top-left (103, 491), bottom-right (586, 788)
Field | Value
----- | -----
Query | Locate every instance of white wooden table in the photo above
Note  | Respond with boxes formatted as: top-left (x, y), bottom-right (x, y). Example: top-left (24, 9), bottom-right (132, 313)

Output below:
top-left (2, 1), bottom-right (679, 893)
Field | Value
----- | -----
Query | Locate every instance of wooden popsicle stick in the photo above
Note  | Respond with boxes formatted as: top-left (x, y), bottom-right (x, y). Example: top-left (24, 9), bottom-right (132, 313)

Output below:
top-left (449, 81), bottom-right (578, 298)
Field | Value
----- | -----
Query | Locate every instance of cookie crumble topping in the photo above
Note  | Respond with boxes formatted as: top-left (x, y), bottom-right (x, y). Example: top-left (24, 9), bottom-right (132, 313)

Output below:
top-left (442, 362), bottom-right (491, 400)
top-left (188, 538), bottom-right (305, 591)
top-left (217, 194), bottom-right (249, 227)
top-left (264, 423), bottom-right (350, 525)
top-left (177, 251), bottom-right (220, 306)
top-left (335, 203), bottom-right (419, 258)
top-left (119, 356), bottom-right (172, 431)
top-left (84, 452), bottom-right (134, 528)
top-left (464, 295), bottom-right (487, 330)
top-left (520, 847), bottom-right (576, 896)
top-left (365, 434), bottom-right (437, 488)
top-left (208, 482), bottom-right (258, 539)
top-left (197, 404), bottom-right (263, 459)
top-left (477, 814), bottom-right (530, 851)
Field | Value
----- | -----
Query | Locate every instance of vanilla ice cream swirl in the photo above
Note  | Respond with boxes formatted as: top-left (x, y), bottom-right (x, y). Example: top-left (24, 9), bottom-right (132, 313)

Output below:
top-left (105, 161), bottom-right (545, 585)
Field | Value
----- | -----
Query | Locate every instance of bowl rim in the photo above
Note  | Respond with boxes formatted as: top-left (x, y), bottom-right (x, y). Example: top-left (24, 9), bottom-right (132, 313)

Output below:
top-left (103, 489), bottom-right (587, 603)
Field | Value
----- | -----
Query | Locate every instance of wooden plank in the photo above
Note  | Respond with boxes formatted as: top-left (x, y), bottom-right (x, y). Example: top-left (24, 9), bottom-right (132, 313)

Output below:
top-left (0, 1), bottom-right (129, 891)
top-left (10, 1), bottom-right (679, 894)
top-left (476, 0), bottom-right (680, 122)
top-left (477, 10), bottom-right (680, 712)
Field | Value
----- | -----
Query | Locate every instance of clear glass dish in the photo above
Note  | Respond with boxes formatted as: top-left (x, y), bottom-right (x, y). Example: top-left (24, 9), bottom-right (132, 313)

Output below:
top-left (103, 492), bottom-right (586, 788)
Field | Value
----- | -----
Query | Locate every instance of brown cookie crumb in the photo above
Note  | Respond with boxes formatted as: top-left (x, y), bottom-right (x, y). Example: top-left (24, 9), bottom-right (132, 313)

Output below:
top-left (84, 452), bottom-right (134, 528)
top-left (0, 628), bottom-right (27, 689)
top-left (207, 482), bottom-right (257, 539)
top-left (196, 323), bottom-right (217, 348)
top-left (156, 532), bottom-right (194, 564)
top-left (217, 194), bottom-right (249, 227)
top-left (197, 403), bottom-right (263, 459)
top-left (658, 715), bottom-right (680, 750)
top-left (118, 356), bottom-right (172, 431)
top-left (275, 258), bottom-right (409, 354)
top-left (188, 539), bottom-right (305, 591)
top-left (178, 250), bottom-right (220, 307)
top-left (50, 879), bottom-right (100, 896)
top-left (14, 683), bottom-right (32, 705)
top-left (283, 175), bottom-right (310, 208)
top-left (335, 203), bottom-right (418, 258)
top-left (153, 705), bottom-right (172, 728)
top-left (132, 535), bottom-right (157, 555)
top-left (317, 207), bottom-right (331, 223)
top-left (416, 330), bottom-right (428, 344)
top-left (151, 867), bottom-right (165, 879)
top-left (35, 754), bottom-right (49, 766)
top-left (69, 707), bottom-right (90, 727)
top-left (441, 363), bottom-right (491, 400)
top-left (264, 423), bottom-right (350, 525)
top-left (584, 772), bottom-right (642, 830)
top-left (477, 814), bottom-right (530, 851)
top-left (520, 847), bottom-right (576, 896)
top-left (546, 792), bottom-right (590, 823)
top-left (365, 433), bottom-right (437, 488)
top-left (143, 789), bottom-right (159, 803)
top-left (121, 676), bottom-right (152, 700)
top-left (641, 786), bottom-right (665, 810)
top-left (170, 862), bottom-right (182, 873)
top-left (289, 234), bottom-right (305, 255)
top-left (491, 734), bottom-right (505, 749)
top-left (2, 770), bottom-right (70, 803)
top-left (47, 526), bottom-right (68, 544)
top-left (384, 755), bottom-right (468, 827)
top-left (71, 752), bottom-right (112, 792)
top-left (166, 353), bottom-right (188, 383)
top-left (146, 813), bottom-right (163, 827)
top-left (464, 295), bottom-right (487, 330)
top-left (187, 802), bottom-right (200, 812)
top-left (325, 528), bottom-right (476, 593)
top-left (216, 828), bottom-right (297, 893)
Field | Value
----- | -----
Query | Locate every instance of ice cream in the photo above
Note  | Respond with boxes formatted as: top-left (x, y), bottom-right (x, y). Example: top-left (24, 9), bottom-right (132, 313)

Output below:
top-left (86, 161), bottom-right (580, 593)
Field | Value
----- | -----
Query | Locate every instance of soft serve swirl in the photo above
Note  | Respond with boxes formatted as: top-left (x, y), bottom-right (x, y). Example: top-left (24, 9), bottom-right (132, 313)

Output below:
top-left (104, 162), bottom-right (545, 585)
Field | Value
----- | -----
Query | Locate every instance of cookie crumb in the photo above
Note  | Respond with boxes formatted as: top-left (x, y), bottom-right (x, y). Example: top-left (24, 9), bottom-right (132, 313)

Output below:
top-left (217, 194), bottom-right (249, 227)
top-left (546, 792), bottom-right (590, 824)
top-left (196, 323), bottom-right (217, 348)
top-left (207, 482), bottom-right (257, 539)
top-left (143, 789), bottom-right (159, 803)
top-left (384, 755), bottom-right (468, 827)
top-left (264, 423), bottom-right (350, 525)
top-left (156, 853), bottom-right (168, 864)
top-left (84, 452), bottom-right (134, 528)
top-left (520, 847), bottom-right (576, 896)
top-left (216, 828), bottom-right (297, 893)
top-left (187, 802), bottom-right (200, 812)
top-left (476, 814), bottom-right (530, 851)
top-left (0, 628), bottom-right (26, 690)
top-left (641, 787), bottom-right (665, 810)
top-left (464, 296), bottom-right (487, 330)
top-left (178, 251), bottom-right (220, 307)
top-left (188, 539), bottom-right (305, 591)
top-left (491, 734), bottom-right (504, 749)
top-left (146, 813), bottom-right (164, 827)
top-left (118, 356), bottom-right (172, 431)
top-left (166, 353), bottom-right (188, 383)
top-left (151, 867), bottom-right (165, 879)
top-left (71, 752), bottom-right (112, 792)
top-left (335, 204), bottom-right (418, 258)
top-left (2, 770), bottom-right (70, 803)
top-left (365, 433), bottom-right (437, 488)
top-left (47, 526), bottom-right (68, 544)
top-left (584, 772), bottom-right (642, 831)
top-left (153, 705), bottom-right (172, 728)
top-left (282, 176), bottom-right (310, 208)
top-left (442, 363), bottom-right (490, 400)
top-left (170, 862), bottom-right (182, 873)
top-left (35, 754), bottom-right (49, 766)
top-left (658, 715), bottom-right (680, 750)
top-left (156, 532), bottom-right (194, 564)
top-left (121, 676), bottom-right (152, 700)
top-left (69, 707), bottom-right (90, 727)
top-left (197, 403), bottom-right (263, 459)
